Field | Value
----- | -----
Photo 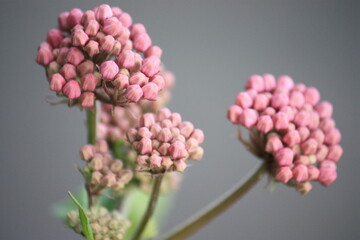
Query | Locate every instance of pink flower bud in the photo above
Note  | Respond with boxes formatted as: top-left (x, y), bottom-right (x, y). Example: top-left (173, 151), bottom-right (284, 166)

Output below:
top-left (178, 121), bottom-right (194, 138)
top-left (89, 154), bottom-right (104, 171)
top-left (262, 107), bottom-right (276, 116)
top-left (253, 94), bottom-right (269, 111)
top-left (141, 56), bottom-right (161, 77)
top-left (263, 74), bottom-right (276, 91)
top-left (277, 75), bottom-right (294, 91)
top-left (316, 101), bottom-right (333, 119)
top-left (127, 128), bottom-right (138, 143)
top-left (100, 61), bottom-right (119, 80)
top-left (117, 50), bottom-right (136, 68)
top-left (118, 12), bottom-right (133, 28)
top-left (239, 109), bottom-right (258, 128)
top-left (174, 159), bottom-right (187, 172)
top-left (72, 29), bottom-right (89, 47)
top-left (110, 160), bottom-right (123, 173)
top-left (298, 127), bottom-right (310, 141)
top-left (265, 134), bottom-right (283, 153)
top-left (283, 130), bottom-right (301, 147)
top-left (256, 115), bottom-right (273, 134)
top-left (103, 17), bottom-right (123, 37)
top-left (145, 46), bottom-right (163, 58)
top-left (304, 87), bottom-right (320, 106)
top-left (151, 75), bottom-right (165, 90)
top-left (79, 92), bottom-right (95, 108)
top-left (161, 156), bottom-right (173, 169)
top-left (172, 134), bottom-right (186, 144)
top-left (227, 105), bottom-right (243, 124)
top-left (84, 40), bottom-right (99, 57)
top-left (101, 172), bottom-right (117, 187)
top-left (60, 63), bottom-right (76, 80)
top-left (235, 92), bottom-right (253, 109)
top-left (308, 111), bottom-right (320, 130)
top-left (47, 29), bottom-right (63, 48)
top-left (157, 128), bottom-right (172, 142)
top-left (66, 47), bottom-right (84, 66)
top-left (50, 73), bottom-right (66, 91)
top-left (76, 60), bottom-right (93, 77)
top-left (169, 141), bottom-right (187, 159)
top-left (316, 145), bottom-right (328, 161)
top-left (100, 35), bottom-right (115, 52)
top-left (275, 167), bottom-right (293, 183)
top-left (137, 155), bottom-right (149, 168)
top-left (129, 72), bottom-right (149, 86)
top-left (47, 61), bottom-right (60, 76)
top-left (319, 118), bottom-right (336, 132)
top-left (318, 168), bottom-right (337, 186)
top-left (293, 83), bottom-right (306, 92)
top-left (185, 138), bottom-right (199, 152)
top-left (272, 112), bottom-right (289, 130)
top-left (118, 28), bottom-right (131, 45)
top-left (150, 124), bottom-right (162, 137)
top-left (294, 155), bottom-right (309, 165)
top-left (62, 80), bottom-right (81, 99)
top-left (324, 128), bottom-right (341, 145)
top-left (190, 129), bottom-right (205, 144)
top-left (150, 154), bottom-right (162, 168)
top-left (289, 91), bottom-right (305, 109)
top-left (79, 144), bottom-right (95, 161)
top-left (308, 165), bottom-right (320, 180)
top-left (133, 32), bottom-right (152, 52)
top-left (279, 106), bottom-right (296, 121)
top-left (140, 113), bottom-right (156, 128)
top-left (131, 23), bottom-right (146, 37)
top-left (137, 137), bottom-right (152, 154)
top-left (292, 164), bottom-right (309, 182)
top-left (81, 73), bottom-right (99, 91)
top-left (111, 7), bottom-right (122, 17)
top-left (138, 127), bottom-right (152, 139)
top-left (301, 138), bottom-right (318, 155)
top-left (190, 146), bottom-right (204, 161)
top-left (310, 129), bottom-right (325, 145)
top-left (274, 148), bottom-right (294, 166)
top-left (111, 41), bottom-right (122, 55)
top-left (95, 4), bottom-right (113, 22)
top-left (84, 20), bottom-right (100, 36)
top-left (80, 10), bottom-right (95, 25)
top-left (36, 45), bottom-right (54, 66)
top-left (142, 82), bottom-right (159, 101)
top-left (246, 75), bottom-right (264, 92)
top-left (58, 12), bottom-right (70, 31)
top-left (67, 8), bottom-right (83, 28)
top-left (158, 143), bottom-right (170, 155)
top-left (126, 85), bottom-right (143, 102)
top-left (158, 108), bottom-right (171, 121)
top-left (113, 74), bottom-right (129, 90)
top-left (296, 182), bottom-right (312, 195)
top-left (320, 160), bottom-right (337, 170)
top-left (271, 93), bottom-right (289, 109)
top-left (294, 110), bottom-right (311, 127)
top-left (327, 145), bottom-right (343, 163)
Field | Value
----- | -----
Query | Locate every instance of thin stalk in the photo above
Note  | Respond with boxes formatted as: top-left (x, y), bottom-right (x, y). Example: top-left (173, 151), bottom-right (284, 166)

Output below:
top-left (132, 174), bottom-right (164, 240)
top-left (86, 104), bottom-right (97, 207)
top-left (161, 163), bottom-right (266, 240)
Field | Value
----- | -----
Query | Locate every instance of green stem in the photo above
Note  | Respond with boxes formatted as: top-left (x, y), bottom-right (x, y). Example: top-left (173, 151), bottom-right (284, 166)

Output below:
top-left (86, 106), bottom-right (97, 145)
top-left (132, 174), bottom-right (164, 240)
top-left (161, 163), bottom-right (266, 240)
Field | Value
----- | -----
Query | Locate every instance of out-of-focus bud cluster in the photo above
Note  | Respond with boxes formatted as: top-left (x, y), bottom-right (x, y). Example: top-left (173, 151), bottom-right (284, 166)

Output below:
top-left (227, 74), bottom-right (342, 194)
top-left (36, 4), bottom-right (168, 108)
top-left (127, 108), bottom-right (205, 173)
top-left (136, 172), bottom-right (183, 194)
top-left (67, 206), bottom-right (130, 240)
top-left (80, 140), bottom-right (133, 194)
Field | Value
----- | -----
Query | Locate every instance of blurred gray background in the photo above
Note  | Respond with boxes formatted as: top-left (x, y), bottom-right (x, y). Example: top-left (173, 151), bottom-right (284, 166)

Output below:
top-left (0, 0), bottom-right (359, 239)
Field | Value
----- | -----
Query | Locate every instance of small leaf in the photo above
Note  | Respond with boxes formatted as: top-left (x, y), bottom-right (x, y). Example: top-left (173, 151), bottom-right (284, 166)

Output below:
top-left (68, 191), bottom-right (94, 240)
top-left (52, 187), bottom-right (88, 220)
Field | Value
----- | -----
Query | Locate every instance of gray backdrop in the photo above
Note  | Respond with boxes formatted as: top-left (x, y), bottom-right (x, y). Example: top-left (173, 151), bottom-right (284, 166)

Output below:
top-left (0, 0), bottom-right (359, 239)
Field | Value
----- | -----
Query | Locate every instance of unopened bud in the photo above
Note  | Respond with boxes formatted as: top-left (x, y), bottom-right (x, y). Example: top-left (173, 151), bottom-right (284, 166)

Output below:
top-left (80, 144), bottom-right (95, 161)
top-left (50, 73), bottom-right (66, 91)
top-left (174, 159), bottom-right (187, 172)
top-left (133, 32), bottom-right (152, 52)
top-left (274, 148), bottom-right (294, 166)
top-left (292, 164), bottom-right (309, 183)
top-left (275, 167), bottom-right (293, 183)
top-left (62, 80), bottom-right (81, 99)
top-left (126, 85), bottom-right (143, 102)
top-left (169, 141), bottom-right (187, 159)
top-left (100, 61), bottom-right (119, 80)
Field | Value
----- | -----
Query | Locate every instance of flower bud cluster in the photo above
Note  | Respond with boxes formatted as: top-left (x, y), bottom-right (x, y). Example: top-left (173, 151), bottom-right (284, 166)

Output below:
top-left (227, 74), bottom-right (342, 194)
top-left (127, 108), bottom-right (205, 173)
top-left (36, 4), bottom-right (166, 108)
top-left (80, 140), bottom-right (133, 194)
top-left (67, 206), bottom-right (130, 240)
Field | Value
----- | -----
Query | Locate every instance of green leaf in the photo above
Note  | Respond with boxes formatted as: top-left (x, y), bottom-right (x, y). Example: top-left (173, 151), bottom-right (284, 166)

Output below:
top-left (68, 191), bottom-right (94, 240)
top-left (52, 187), bottom-right (88, 220)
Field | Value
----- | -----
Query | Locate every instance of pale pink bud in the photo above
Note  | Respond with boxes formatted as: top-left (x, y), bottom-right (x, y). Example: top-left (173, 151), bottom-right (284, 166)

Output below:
top-left (149, 154), bottom-right (162, 168)
top-left (62, 80), bottom-right (81, 99)
top-left (58, 12), bottom-right (70, 31)
top-left (294, 110), bottom-right (311, 127)
top-left (47, 29), bottom-right (63, 48)
top-left (179, 121), bottom-right (194, 138)
top-left (137, 137), bottom-right (152, 154)
top-left (316, 101), bottom-right (333, 119)
top-left (141, 56), bottom-right (161, 77)
top-left (79, 144), bottom-right (95, 161)
top-left (308, 165), bottom-right (320, 180)
top-left (263, 74), bottom-right (276, 91)
top-left (253, 94), bottom-right (269, 111)
top-left (169, 114), bottom-right (182, 127)
top-left (172, 134), bottom-right (186, 144)
top-left (283, 130), bottom-right (301, 147)
top-left (227, 105), bottom-right (243, 124)
top-left (262, 107), bottom-right (276, 116)
top-left (301, 138), bottom-right (318, 155)
top-left (190, 129), bottom-right (205, 144)
top-left (127, 128), bottom-right (138, 143)
top-left (294, 155), bottom-right (309, 165)
top-left (318, 168), bottom-right (337, 186)
top-left (59, 37), bottom-right (71, 48)
top-left (320, 160), bottom-right (337, 170)
top-left (131, 23), bottom-right (146, 38)
top-left (91, 171), bottom-right (102, 185)
top-left (275, 167), bottom-right (293, 183)
top-left (50, 73), bottom-right (66, 91)
top-left (293, 83), bottom-right (306, 92)
top-left (103, 17), bottom-right (123, 37)
top-left (271, 93), bottom-right (289, 109)
top-left (76, 60), bottom-right (94, 77)
top-left (47, 61), bottom-right (60, 76)
top-left (150, 75), bottom-right (165, 91)
top-left (84, 20), bottom-right (100, 36)
top-left (310, 129), bottom-right (325, 145)
top-left (36, 46), bottom-right (54, 65)
top-left (298, 127), bottom-right (310, 141)
top-left (327, 145), bottom-right (343, 163)
top-left (67, 8), bottom-right (83, 28)
top-left (174, 160), bottom-right (187, 172)
top-left (157, 128), bottom-right (172, 142)
top-left (140, 113), bottom-right (156, 128)
top-left (256, 115), bottom-right (273, 134)
top-left (126, 85), bottom-right (143, 102)
top-left (161, 156), bottom-right (173, 169)
top-left (130, 72), bottom-right (149, 86)
top-left (118, 28), bottom-right (131, 45)
top-left (319, 118), bottom-right (336, 132)
top-left (265, 134), bottom-right (283, 153)
top-left (89, 154), bottom-right (103, 171)
top-left (101, 172), bottom-right (117, 187)
top-left (190, 146), bottom-right (204, 161)
top-left (142, 82), bottom-right (159, 101)
top-left (169, 141), bottom-right (187, 159)
top-left (84, 40), bottom-right (99, 57)
top-left (145, 46), bottom-right (163, 59)
top-left (185, 138), bottom-right (199, 152)
top-left (239, 109), bottom-right (258, 128)
top-left (292, 164), bottom-right (309, 182)
top-left (159, 143), bottom-right (170, 155)
top-left (153, 140), bottom-right (161, 150)
top-left (150, 124), bottom-right (162, 137)
top-left (289, 91), bottom-right (305, 109)
top-left (113, 74), bottom-right (129, 90)
top-left (324, 128), bottom-right (341, 145)
top-left (246, 75), bottom-right (264, 92)
top-left (66, 47), bottom-right (84, 66)
top-left (280, 106), bottom-right (296, 121)
top-left (79, 92), bottom-right (95, 108)
top-left (246, 89), bottom-right (257, 100)
top-left (119, 12), bottom-right (132, 28)
top-left (133, 32), bottom-right (152, 52)
top-left (296, 182), bottom-right (312, 195)
top-left (138, 127), bottom-right (152, 139)
top-left (95, 4), bottom-right (113, 22)
top-left (274, 148), bottom-right (294, 166)
top-left (81, 73), bottom-right (98, 91)
top-left (117, 50), bottom-right (135, 68)
top-left (100, 35), bottom-right (115, 52)
top-left (80, 10), bottom-right (95, 25)
top-left (137, 155), bottom-right (149, 168)
top-left (277, 75), bottom-right (294, 91)
top-left (158, 108), bottom-right (171, 121)
top-left (308, 111), bottom-right (320, 130)
top-left (72, 29), bottom-right (89, 47)
top-left (100, 61), bottom-right (119, 80)
top-left (96, 139), bottom-right (108, 154)
top-left (111, 41), bottom-right (122, 55)
top-left (316, 145), bottom-right (328, 161)
top-left (272, 112), bottom-right (289, 130)
top-left (235, 92), bottom-right (253, 109)
top-left (303, 87), bottom-right (320, 106)
top-left (109, 160), bottom-right (123, 173)
top-left (111, 7), bottom-right (122, 17)
top-left (60, 63), bottom-right (76, 80)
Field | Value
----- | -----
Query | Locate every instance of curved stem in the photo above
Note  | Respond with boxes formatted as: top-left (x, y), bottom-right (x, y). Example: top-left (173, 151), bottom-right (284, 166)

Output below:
top-left (132, 174), bottom-right (164, 240)
top-left (161, 163), bottom-right (266, 240)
